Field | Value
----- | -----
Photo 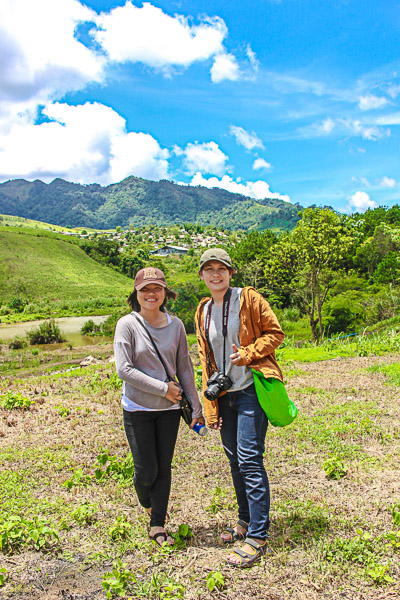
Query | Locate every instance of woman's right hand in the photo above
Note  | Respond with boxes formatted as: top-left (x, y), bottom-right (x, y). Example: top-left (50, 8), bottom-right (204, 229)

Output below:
top-left (165, 381), bottom-right (182, 404)
top-left (210, 417), bottom-right (223, 430)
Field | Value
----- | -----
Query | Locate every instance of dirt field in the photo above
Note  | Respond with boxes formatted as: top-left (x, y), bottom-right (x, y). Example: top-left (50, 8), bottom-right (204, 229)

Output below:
top-left (0, 344), bottom-right (399, 600)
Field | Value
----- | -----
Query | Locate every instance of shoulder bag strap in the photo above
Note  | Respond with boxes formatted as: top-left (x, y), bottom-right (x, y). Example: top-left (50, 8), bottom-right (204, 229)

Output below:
top-left (131, 312), bottom-right (173, 382)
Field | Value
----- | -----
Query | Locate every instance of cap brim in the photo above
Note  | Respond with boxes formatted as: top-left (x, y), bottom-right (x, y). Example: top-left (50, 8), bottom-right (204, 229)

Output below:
top-left (200, 259), bottom-right (232, 269)
top-left (135, 280), bottom-right (167, 291)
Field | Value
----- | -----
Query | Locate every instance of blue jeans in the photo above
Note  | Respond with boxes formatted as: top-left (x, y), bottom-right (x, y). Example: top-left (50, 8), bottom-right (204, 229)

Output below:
top-left (218, 383), bottom-right (270, 540)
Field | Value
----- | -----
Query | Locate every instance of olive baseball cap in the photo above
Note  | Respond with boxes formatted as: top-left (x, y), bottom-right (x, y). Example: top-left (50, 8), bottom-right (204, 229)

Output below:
top-left (134, 267), bottom-right (167, 291)
top-left (199, 248), bottom-right (233, 270)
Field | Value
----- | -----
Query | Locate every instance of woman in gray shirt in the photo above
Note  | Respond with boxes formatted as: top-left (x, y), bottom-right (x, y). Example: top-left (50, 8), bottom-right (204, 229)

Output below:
top-left (114, 267), bottom-right (204, 546)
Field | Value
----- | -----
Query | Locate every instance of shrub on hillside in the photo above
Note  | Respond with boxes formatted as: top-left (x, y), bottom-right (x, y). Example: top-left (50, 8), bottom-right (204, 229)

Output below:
top-left (28, 319), bottom-right (66, 345)
top-left (324, 293), bottom-right (366, 335)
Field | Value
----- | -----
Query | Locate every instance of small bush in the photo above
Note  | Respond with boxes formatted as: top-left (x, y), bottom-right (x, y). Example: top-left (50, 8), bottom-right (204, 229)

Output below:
top-left (324, 293), bottom-right (366, 334)
top-left (28, 319), bottom-right (66, 345)
top-left (8, 337), bottom-right (27, 350)
top-left (81, 319), bottom-right (103, 335)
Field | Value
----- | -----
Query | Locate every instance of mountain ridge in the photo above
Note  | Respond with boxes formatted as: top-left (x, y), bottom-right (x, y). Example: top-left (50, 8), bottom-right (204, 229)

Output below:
top-left (0, 176), bottom-right (302, 231)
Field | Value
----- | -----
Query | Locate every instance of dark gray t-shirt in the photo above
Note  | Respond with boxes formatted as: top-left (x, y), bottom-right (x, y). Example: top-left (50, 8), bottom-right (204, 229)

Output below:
top-left (203, 287), bottom-right (253, 392)
top-left (114, 312), bottom-right (203, 417)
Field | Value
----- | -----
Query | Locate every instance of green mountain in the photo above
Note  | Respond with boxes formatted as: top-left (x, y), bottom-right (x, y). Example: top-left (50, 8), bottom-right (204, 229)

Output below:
top-left (0, 177), bottom-right (301, 231)
top-left (0, 226), bottom-right (132, 306)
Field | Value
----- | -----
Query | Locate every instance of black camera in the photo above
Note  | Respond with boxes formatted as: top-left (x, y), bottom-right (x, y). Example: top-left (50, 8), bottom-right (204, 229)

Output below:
top-left (204, 371), bottom-right (233, 401)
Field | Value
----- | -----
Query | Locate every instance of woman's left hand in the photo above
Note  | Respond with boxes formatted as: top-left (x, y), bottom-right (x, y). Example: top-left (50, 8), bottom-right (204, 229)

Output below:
top-left (190, 416), bottom-right (205, 429)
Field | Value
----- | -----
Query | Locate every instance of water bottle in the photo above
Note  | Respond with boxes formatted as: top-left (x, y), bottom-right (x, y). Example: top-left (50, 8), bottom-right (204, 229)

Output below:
top-left (193, 422), bottom-right (208, 437)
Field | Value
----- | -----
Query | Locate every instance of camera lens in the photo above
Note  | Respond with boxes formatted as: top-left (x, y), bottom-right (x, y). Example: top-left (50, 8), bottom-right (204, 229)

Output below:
top-left (204, 384), bottom-right (220, 401)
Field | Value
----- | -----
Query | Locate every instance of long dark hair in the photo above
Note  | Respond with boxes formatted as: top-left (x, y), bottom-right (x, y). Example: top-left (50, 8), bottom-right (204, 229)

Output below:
top-left (127, 288), bottom-right (177, 313)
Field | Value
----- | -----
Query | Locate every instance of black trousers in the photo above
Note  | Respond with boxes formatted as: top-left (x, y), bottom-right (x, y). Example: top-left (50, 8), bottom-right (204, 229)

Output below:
top-left (123, 408), bottom-right (181, 527)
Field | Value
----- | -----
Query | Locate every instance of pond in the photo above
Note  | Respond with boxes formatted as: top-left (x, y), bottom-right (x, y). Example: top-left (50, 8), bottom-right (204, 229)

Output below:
top-left (0, 315), bottom-right (112, 348)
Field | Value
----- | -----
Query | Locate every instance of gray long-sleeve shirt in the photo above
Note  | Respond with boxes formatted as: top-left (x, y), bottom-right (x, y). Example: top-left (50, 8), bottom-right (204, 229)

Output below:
top-left (114, 312), bottom-right (203, 418)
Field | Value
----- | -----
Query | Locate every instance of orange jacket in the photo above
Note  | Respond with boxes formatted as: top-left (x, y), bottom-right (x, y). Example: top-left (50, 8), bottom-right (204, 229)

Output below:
top-left (195, 287), bottom-right (285, 426)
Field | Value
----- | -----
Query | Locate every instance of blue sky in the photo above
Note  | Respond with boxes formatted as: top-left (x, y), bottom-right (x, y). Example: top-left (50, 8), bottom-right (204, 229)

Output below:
top-left (0, 0), bottom-right (399, 213)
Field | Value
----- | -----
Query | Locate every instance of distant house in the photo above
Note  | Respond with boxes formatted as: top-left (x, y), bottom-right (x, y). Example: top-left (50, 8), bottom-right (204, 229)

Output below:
top-left (150, 245), bottom-right (189, 256)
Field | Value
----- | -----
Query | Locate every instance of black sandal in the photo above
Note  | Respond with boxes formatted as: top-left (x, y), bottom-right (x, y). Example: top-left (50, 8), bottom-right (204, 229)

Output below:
top-left (226, 537), bottom-right (268, 568)
top-left (220, 519), bottom-right (248, 544)
top-left (149, 531), bottom-right (174, 547)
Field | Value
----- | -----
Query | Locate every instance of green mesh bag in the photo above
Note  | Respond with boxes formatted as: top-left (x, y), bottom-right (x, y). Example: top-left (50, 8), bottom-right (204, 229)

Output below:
top-left (252, 370), bottom-right (298, 427)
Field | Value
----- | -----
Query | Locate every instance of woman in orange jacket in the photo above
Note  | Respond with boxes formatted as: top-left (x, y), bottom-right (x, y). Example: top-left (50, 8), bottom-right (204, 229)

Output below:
top-left (195, 248), bottom-right (284, 567)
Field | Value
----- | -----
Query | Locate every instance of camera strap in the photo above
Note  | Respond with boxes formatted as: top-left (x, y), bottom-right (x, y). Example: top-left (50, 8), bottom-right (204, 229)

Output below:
top-left (204, 287), bottom-right (232, 375)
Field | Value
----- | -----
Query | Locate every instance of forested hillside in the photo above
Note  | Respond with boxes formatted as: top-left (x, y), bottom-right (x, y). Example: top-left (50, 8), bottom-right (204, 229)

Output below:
top-left (0, 177), bottom-right (300, 231)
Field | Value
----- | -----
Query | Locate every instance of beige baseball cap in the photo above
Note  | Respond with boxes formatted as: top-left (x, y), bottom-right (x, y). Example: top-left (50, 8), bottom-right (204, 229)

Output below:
top-left (199, 248), bottom-right (233, 270)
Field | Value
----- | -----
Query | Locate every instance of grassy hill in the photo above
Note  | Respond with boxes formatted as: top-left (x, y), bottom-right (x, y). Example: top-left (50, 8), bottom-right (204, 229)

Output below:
top-left (0, 176), bottom-right (301, 231)
top-left (0, 226), bottom-right (133, 311)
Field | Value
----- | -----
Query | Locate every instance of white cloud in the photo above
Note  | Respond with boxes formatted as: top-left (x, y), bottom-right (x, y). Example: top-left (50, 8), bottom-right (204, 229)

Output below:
top-left (351, 176), bottom-right (370, 187)
top-left (299, 117), bottom-right (335, 138)
top-left (379, 176), bottom-right (396, 188)
top-left (301, 116), bottom-right (388, 141)
top-left (210, 53), bottom-right (240, 83)
top-left (340, 119), bottom-right (387, 141)
top-left (190, 172), bottom-right (290, 202)
top-left (246, 45), bottom-right (259, 71)
top-left (182, 142), bottom-right (229, 176)
top-left (320, 118), bottom-right (335, 134)
top-left (377, 112), bottom-right (400, 125)
top-left (230, 125), bottom-right (264, 150)
top-left (94, 2), bottom-right (228, 72)
top-left (348, 191), bottom-right (377, 212)
top-left (358, 95), bottom-right (388, 110)
top-left (0, 0), bottom-right (103, 118)
top-left (0, 102), bottom-right (169, 184)
top-left (253, 158), bottom-right (272, 171)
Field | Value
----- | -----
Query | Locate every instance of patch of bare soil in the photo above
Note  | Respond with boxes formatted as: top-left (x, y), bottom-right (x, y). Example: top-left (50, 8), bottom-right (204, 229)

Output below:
top-left (0, 353), bottom-right (399, 599)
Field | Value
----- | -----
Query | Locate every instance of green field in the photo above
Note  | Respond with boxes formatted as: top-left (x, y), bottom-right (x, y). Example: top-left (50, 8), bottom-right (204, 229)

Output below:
top-left (0, 339), bottom-right (399, 599)
top-left (0, 226), bottom-right (132, 308)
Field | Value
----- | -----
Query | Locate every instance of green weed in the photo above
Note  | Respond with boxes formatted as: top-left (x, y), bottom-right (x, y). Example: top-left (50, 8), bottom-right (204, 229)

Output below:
top-left (55, 404), bottom-right (70, 417)
top-left (64, 468), bottom-right (93, 489)
top-left (102, 559), bottom-right (185, 599)
top-left (0, 515), bottom-right (59, 554)
top-left (391, 502), bottom-right (400, 526)
top-left (108, 517), bottom-right (134, 541)
top-left (365, 563), bottom-right (395, 585)
top-left (71, 502), bottom-right (97, 525)
top-left (0, 391), bottom-right (34, 410)
top-left (102, 558), bottom-right (136, 599)
top-left (325, 529), bottom-right (380, 567)
top-left (206, 570), bottom-right (225, 592)
top-left (384, 530), bottom-right (400, 552)
top-left (0, 567), bottom-right (7, 587)
top-left (206, 486), bottom-right (230, 514)
top-left (323, 455), bottom-right (347, 480)
top-left (103, 372), bottom-right (123, 391)
top-left (94, 450), bottom-right (134, 485)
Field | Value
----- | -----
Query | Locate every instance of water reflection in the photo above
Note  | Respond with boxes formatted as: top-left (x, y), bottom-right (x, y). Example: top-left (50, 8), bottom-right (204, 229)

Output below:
top-left (0, 315), bottom-right (112, 348)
